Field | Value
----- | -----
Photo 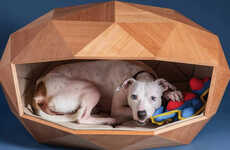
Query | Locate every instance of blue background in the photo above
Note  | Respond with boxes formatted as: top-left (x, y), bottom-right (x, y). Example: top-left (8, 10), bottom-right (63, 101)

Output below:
top-left (0, 0), bottom-right (229, 150)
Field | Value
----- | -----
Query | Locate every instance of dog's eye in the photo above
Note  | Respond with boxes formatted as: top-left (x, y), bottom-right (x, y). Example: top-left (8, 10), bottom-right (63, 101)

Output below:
top-left (151, 96), bottom-right (156, 101)
top-left (38, 103), bottom-right (44, 107)
top-left (130, 94), bottom-right (137, 100)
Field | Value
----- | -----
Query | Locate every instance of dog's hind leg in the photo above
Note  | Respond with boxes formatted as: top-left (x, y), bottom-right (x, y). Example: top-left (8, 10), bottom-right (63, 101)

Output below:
top-left (77, 89), bottom-right (116, 125)
top-left (77, 104), bottom-right (116, 125)
top-left (77, 103), bottom-right (116, 125)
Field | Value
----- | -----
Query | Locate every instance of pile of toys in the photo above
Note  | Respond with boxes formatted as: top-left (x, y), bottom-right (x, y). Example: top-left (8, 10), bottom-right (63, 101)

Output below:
top-left (150, 77), bottom-right (210, 126)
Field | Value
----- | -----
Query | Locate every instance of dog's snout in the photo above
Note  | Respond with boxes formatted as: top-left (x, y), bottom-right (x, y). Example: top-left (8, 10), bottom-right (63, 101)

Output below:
top-left (137, 110), bottom-right (147, 120)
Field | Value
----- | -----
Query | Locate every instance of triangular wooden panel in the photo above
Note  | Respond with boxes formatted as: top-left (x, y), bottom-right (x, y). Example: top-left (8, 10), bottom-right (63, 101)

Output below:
top-left (20, 118), bottom-right (69, 143)
top-left (157, 119), bottom-right (209, 144)
top-left (171, 11), bottom-right (209, 32)
top-left (11, 22), bottom-right (48, 61)
top-left (76, 24), bottom-right (154, 58)
top-left (0, 38), bottom-right (19, 114)
top-left (52, 20), bottom-right (112, 55)
top-left (215, 36), bottom-right (230, 70)
top-left (0, 64), bottom-right (19, 114)
top-left (205, 67), bottom-right (230, 117)
top-left (53, 3), bottom-right (102, 19)
top-left (119, 22), bottom-right (175, 55)
top-left (53, 1), bottom-right (115, 22)
top-left (18, 10), bottom-right (54, 33)
top-left (46, 134), bottom-right (102, 150)
top-left (12, 22), bottom-right (75, 64)
top-left (182, 24), bottom-right (220, 55)
top-left (122, 135), bottom-right (179, 150)
top-left (114, 1), bottom-right (170, 23)
top-left (157, 23), bottom-right (218, 65)
top-left (128, 2), bottom-right (208, 32)
top-left (80, 134), bottom-right (151, 150)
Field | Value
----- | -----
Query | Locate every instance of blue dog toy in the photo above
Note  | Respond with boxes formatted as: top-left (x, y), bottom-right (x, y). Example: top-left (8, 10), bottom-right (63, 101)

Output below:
top-left (150, 78), bottom-right (210, 126)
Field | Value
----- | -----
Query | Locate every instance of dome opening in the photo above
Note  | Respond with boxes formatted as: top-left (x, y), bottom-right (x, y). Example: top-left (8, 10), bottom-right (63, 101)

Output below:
top-left (14, 59), bottom-right (213, 131)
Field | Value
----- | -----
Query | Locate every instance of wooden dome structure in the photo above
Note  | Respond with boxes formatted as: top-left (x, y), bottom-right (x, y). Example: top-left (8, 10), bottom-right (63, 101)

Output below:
top-left (0, 1), bottom-right (230, 150)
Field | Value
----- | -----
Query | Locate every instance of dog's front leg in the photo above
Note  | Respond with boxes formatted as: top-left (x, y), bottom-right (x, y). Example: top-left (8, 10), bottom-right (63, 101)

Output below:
top-left (164, 90), bottom-right (183, 101)
top-left (156, 79), bottom-right (183, 101)
top-left (111, 89), bottom-right (133, 124)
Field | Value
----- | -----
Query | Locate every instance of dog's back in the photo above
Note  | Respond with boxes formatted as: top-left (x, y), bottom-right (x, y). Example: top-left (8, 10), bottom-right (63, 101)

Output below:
top-left (46, 61), bottom-right (153, 112)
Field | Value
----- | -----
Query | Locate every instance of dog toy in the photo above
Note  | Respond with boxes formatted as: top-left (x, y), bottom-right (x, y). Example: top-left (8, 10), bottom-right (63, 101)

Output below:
top-left (190, 77), bottom-right (210, 96)
top-left (190, 77), bottom-right (210, 104)
top-left (150, 77), bottom-right (210, 126)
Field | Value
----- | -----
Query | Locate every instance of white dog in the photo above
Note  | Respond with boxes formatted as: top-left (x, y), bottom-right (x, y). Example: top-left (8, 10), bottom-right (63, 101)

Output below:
top-left (32, 61), bottom-right (182, 125)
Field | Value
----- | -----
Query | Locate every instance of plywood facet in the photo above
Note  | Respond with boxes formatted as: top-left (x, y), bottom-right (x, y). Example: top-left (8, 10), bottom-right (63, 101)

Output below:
top-left (80, 134), bottom-right (179, 150)
top-left (53, 20), bottom-right (113, 55)
top-left (122, 135), bottom-right (180, 150)
top-left (119, 23), bottom-right (175, 55)
top-left (158, 23), bottom-right (219, 65)
top-left (12, 22), bottom-right (75, 64)
top-left (157, 119), bottom-right (209, 144)
top-left (76, 24), bottom-right (154, 58)
top-left (20, 118), bottom-right (68, 143)
top-left (114, 1), bottom-right (170, 23)
top-left (205, 68), bottom-right (230, 117)
top-left (46, 134), bottom-right (102, 150)
top-left (1, 65), bottom-right (19, 113)
top-left (11, 22), bottom-right (49, 61)
top-left (54, 2), bottom-right (115, 22)
top-left (128, 2), bottom-right (208, 32)
top-left (80, 134), bottom-right (151, 150)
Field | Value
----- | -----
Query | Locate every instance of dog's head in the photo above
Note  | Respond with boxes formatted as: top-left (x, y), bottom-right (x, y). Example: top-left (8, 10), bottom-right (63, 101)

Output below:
top-left (121, 72), bottom-right (169, 124)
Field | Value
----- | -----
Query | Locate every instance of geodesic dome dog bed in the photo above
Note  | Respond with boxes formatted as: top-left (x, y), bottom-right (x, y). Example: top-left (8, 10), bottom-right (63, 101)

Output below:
top-left (0, 1), bottom-right (230, 150)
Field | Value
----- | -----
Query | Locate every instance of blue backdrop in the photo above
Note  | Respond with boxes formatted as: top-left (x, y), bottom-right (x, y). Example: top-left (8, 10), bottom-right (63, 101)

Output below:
top-left (0, 0), bottom-right (229, 150)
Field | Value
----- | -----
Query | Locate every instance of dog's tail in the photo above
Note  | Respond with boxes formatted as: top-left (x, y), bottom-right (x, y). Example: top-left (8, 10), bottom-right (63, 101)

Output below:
top-left (27, 104), bottom-right (80, 122)
top-left (32, 78), bottom-right (47, 115)
top-left (36, 109), bottom-right (80, 122)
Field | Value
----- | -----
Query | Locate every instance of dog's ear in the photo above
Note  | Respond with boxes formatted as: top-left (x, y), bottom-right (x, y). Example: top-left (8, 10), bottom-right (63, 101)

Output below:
top-left (155, 78), bottom-right (175, 92)
top-left (121, 78), bottom-right (136, 89)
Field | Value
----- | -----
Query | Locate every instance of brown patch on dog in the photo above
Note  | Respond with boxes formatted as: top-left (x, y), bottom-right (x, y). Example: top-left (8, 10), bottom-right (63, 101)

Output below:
top-left (38, 97), bottom-right (56, 115)
top-left (34, 81), bottom-right (47, 98)
top-left (32, 81), bottom-right (80, 116)
top-left (32, 81), bottom-right (48, 115)
top-left (32, 95), bottom-right (57, 115)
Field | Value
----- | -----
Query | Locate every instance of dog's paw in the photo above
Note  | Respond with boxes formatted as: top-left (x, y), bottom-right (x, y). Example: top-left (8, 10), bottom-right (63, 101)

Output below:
top-left (165, 90), bottom-right (183, 101)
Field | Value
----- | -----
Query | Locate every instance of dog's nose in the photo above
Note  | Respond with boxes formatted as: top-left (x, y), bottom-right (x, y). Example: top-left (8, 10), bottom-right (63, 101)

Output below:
top-left (137, 110), bottom-right (147, 120)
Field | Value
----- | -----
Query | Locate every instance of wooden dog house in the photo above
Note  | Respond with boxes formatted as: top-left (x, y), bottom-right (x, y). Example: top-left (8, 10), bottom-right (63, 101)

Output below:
top-left (0, 1), bottom-right (230, 150)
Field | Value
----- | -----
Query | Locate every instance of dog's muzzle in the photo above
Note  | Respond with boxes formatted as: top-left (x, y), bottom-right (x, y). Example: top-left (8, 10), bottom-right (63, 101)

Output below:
top-left (137, 110), bottom-right (147, 120)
